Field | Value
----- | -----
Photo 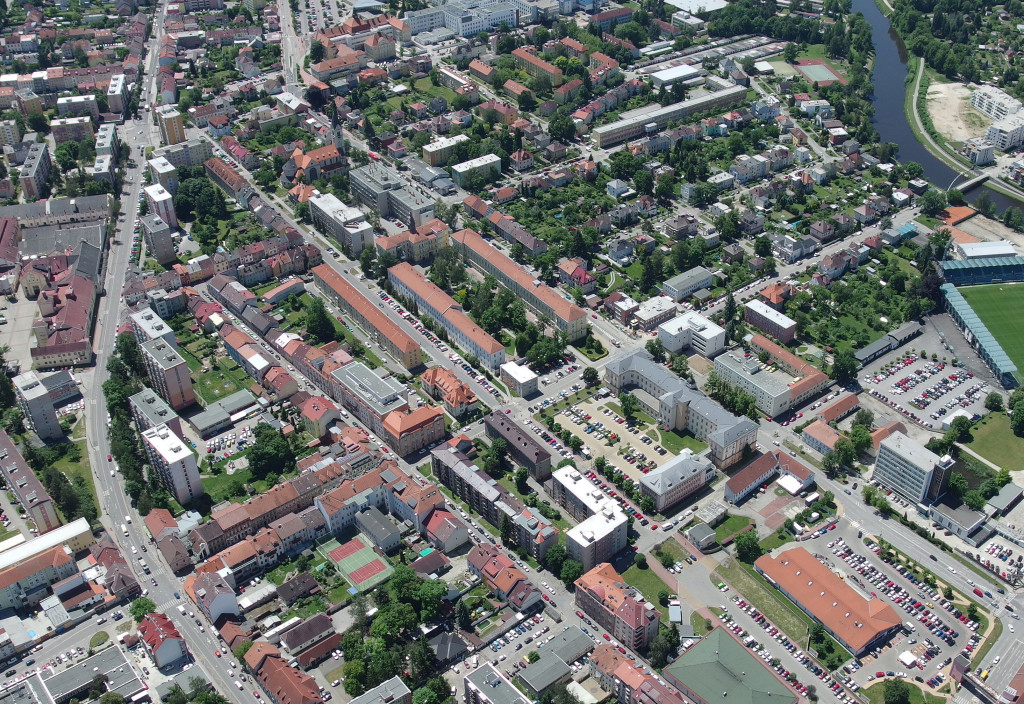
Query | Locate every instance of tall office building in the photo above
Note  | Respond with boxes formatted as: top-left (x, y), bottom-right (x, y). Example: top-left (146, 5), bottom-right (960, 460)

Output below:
top-left (140, 339), bottom-right (195, 411)
top-left (156, 106), bottom-right (186, 146)
top-left (142, 423), bottom-right (203, 505)
top-left (874, 431), bottom-right (953, 505)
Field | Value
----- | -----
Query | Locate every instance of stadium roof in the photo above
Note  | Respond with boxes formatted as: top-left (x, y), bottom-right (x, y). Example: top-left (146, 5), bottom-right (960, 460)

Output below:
top-left (941, 284), bottom-right (1017, 379)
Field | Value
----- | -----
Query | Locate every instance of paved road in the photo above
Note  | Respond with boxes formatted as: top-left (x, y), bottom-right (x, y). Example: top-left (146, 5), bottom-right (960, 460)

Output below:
top-left (78, 1), bottom-right (247, 699)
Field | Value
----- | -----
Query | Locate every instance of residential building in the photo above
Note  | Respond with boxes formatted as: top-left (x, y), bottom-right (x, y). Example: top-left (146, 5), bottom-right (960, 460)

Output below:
top-left (420, 367), bottom-right (477, 418)
top-left (451, 229), bottom-right (588, 341)
top-left (156, 106), bottom-right (186, 146)
top-left (312, 264), bottom-right (421, 369)
top-left (424, 508), bottom-right (470, 553)
top-left (604, 350), bottom-right (758, 469)
top-left (499, 361), bottom-right (538, 398)
top-left (20, 143), bottom-right (50, 200)
top-left (727, 334), bottom-right (831, 414)
top-left (308, 192), bottom-right (373, 254)
top-left (387, 262), bottom-right (505, 370)
top-left (451, 154), bottom-right (502, 187)
top-left (350, 163), bottom-right (435, 228)
top-left (129, 308), bottom-right (178, 347)
top-left (638, 449), bottom-right (715, 512)
top-left (432, 445), bottom-right (558, 560)
top-left (724, 450), bottom-right (814, 504)
top-left (51, 116), bottom-right (95, 144)
top-left (57, 94), bottom-right (99, 121)
top-left (140, 215), bottom-right (176, 266)
top-left (466, 665), bottom-right (532, 704)
top-left (349, 678), bottom-right (411, 704)
top-left (661, 266), bottom-right (713, 301)
top-left (484, 411), bottom-right (551, 481)
top-left (142, 424), bottom-right (204, 505)
top-left (130, 390), bottom-right (184, 439)
top-left (971, 86), bottom-right (1022, 121)
top-left (140, 340), bottom-right (195, 411)
top-left (574, 563), bottom-right (660, 651)
top-left (633, 296), bottom-right (677, 331)
top-left (987, 116), bottom-right (1024, 151)
top-left (874, 431), bottom-right (953, 505)
top-left (0, 544), bottom-right (77, 610)
top-left (13, 370), bottom-right (77, 441)
top-left (145, 184), bottom-right (177, 229)
top-left (138, 613), bottom-right (187, 668)
top-left (551, 468), bottom-right (627, 571)
top-left (0, 430), bottom-right (60, 534)
top-left (422, 134), bottom-right (470, 166)
top-left (656, 312), bottom-right (726, 358)
top-left (744, 300), bottom-right (797, 343)
top-left (755, 547), bottom-right (901, 656)
top-left (467, 544), bottom-right (542, 611)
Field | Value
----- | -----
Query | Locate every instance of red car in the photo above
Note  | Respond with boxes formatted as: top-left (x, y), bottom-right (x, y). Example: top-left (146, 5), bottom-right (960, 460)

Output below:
top-left (603, 633), bottom-right (610, 641)
top-left (876, 672), bottom-right (885, 678)
top-left (214, 650), bottom-right (221, 658)
top-left (106, 454), bottom-right (112, 461)
top-left (542, 594), bottom-right (549, 601)
top-left (576, 611), bottom-right (584, 618)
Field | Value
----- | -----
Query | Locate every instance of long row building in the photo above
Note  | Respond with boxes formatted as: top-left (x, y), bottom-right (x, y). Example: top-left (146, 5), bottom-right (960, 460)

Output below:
top-left (451, 229), bottom-right (588, 341)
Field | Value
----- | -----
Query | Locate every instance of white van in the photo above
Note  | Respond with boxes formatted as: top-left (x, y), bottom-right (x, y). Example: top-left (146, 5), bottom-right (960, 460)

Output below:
top-left (235, 682), bottom-right (244, 691)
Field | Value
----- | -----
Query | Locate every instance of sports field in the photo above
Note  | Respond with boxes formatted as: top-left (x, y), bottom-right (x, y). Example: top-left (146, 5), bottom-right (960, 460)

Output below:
top-left (317, 535), bottom-right (394, 593)
top-left (958, 283), bottom-right (1024, 372)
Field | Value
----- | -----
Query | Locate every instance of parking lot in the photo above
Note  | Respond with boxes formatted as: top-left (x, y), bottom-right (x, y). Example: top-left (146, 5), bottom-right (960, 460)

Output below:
top-left (826, 534), bottom-right (981, 691)
top-left (860, 353), bottom-right (987, 431)
top-left (977, 538), bottom-right (1024, 586)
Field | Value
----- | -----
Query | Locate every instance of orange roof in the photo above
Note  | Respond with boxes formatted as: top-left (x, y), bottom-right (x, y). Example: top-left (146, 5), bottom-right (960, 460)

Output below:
top-left (143, 508), bottom-right (177, 539)
top-left (802, 420), bottom-right (841, 451)
top-left (0, 546), bottom-right (72, 590)
top-left (451, 229), bottom-right (586, 325)
top-left (755, 548), bottom-right (900, 652)
top-left (381, 405), bottom-right (443, 437)
top-left (749, 334), bottom-right (828, 399)
top-left (388, 262), bottom-right (504, 355)
top-left (946, 226), bottom-right (980, 245)
top-left (512, 47), bottom-right (563, 79)
top-left (870, 420), bottom-right (906, 450)
top-left (574, 563), bottom-right (655, 630)
top-left (244, 640), bottom-right (281, 671)
top-left (939, 206), bottom-right (977, 226)
top-left (311, 264), bottom-right (419, 356)
top-left (816, 393), bottom-right (859, 423)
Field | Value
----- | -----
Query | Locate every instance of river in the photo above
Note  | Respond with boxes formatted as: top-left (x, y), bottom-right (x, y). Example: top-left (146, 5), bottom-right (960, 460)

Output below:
top-left (852, 0), bottom-right (1023, 212)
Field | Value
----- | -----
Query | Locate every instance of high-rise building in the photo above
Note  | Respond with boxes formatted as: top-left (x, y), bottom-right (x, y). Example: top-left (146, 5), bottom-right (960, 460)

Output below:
top-left (107, 74), bottom-right (127, 115)
top-left (142, 423), bottom-right (203, 505)
top-left (20, 143), bottom-right (50, 200)
top-left (140, 214), bottom-right (176, 265)
top-left (129, 308), bottom-right (178, 348)
top-left (144, 183), bottom-right (177, 229)
top-left (140, 339), bottom-right (195, 411)
top-left (574, 563), bottom-right (660, 651)
top-left (12, 370), bottom-right (77, 441)
top-left (552, 467), bottom-right (628, 571)
top-left (874, 431), bottom-right (953, 505)
top-left (156, 105), bottom-right (186, 146)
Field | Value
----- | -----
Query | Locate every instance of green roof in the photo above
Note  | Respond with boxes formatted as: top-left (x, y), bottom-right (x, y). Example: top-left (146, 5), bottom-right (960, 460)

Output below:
top-left (663, 627), bottom-right (795, 704)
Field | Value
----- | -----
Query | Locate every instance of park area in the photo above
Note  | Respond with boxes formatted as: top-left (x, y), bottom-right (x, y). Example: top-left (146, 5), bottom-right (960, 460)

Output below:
top-left (966, 411), bottom-right (1024, 470)
top-left (958, 283), bottom-right (1024, 374)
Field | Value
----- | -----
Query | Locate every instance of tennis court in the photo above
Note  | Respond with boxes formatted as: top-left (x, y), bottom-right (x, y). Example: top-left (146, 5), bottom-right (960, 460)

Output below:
top-left (317, 535), bottom-right (394, 593)
top-left (795, 60), bottom-right (843, 84)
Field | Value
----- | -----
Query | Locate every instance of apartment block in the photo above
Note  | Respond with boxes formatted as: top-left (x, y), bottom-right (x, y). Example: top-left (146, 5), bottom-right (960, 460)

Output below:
top-left (639, 449), bottom-right (715, 513)
top-left (422, 134), bottom-right (470, 167)
top-left (466, 665), bottom-right (531, 704)
top-left (140, 214), bottom-right (177, 266)
top-left (129, 308), bottom-right (178, 347)
top-left (20, 143), bottom-right (50, 200)
top-left (734, 334), bottom-right (830, 414)
top-left (874, 431), bottom-right (953, 505)
top-left (156, 105), bottom-right (187, 146)
top-left (140, 339), bottom-right (196, 411)
top-left (151, 138), bottom-right (213, 168)
top-left (574, 563), bottom-right (659, 651)
top-left (142, 424), bottom-right (204, 505)
top-left (145, 183), bottom-right (177, 229)
top-left (551, 467), bottom-right (627, 571)
top-left (0, 119), bottom-right (19, 146)
top-left (431, 444), bottom-right (558, 560)
top-left (511, 47), bottom-right (563, 86)
top-left (349, 163), bottom-right (435, 228)
top-left (483, 411), bottom-right (551, 481)
top-left (971, 86), bottom-right (1022, 121)
top-left (387, 262), bottom-right (505, 371)
top-left (311, 264), bottom-right (421, 369)
top-left (107, 74), bottom-right (127, 114)
top-left (57, 94), bottom-right (99, 121)
top-left (50, 116), bottom-right (94, 145)
top-left (743, 300), bottom-right (797, 343)
top-left (0, 430), bottom-right (61, 534)
top-left (148, 156), bottom-right (178, 193)
top-left (308, 192), bottom-right (373, 255)
top-left (451, 154), bottom-right (502, 188)
top-left (129, 389), bottom-right (184, 439)
top-left (656, 312), bottom-right (726, 358)
top-left (12, 370), bottom-right (77, 441)
top-left (451, 229), bottom-right (587, 341)
top-left (592, 86), bottom-right (747, 148)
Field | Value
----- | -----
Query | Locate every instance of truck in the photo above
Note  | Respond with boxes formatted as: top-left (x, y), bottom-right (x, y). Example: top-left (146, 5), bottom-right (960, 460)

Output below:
top-left (177, 605), bottom-right (187, 615)
top-left (138, 558), bottom-right (150, 574)
top-left (121, 523), bottom-right (128, 536)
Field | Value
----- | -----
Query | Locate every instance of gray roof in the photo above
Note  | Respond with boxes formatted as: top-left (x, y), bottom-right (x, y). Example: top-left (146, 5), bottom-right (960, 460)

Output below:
top-left (41, 645), bottom-right (145, 702)
top-left (930, 496), bottom-right (985, 531)
top-left (518, 653), bottom-right (571, 693)
top-left (541, 626), bottom-right (594, 663)
top-left (130, 390), bottom-right (179, 428)
top-left (19, 222), bottom-right (107, 259)
top-left (853, 321), bottom-right (924, 363)
top-left (280, 612), bottom-right (334, 652)
top-left (356, 506), bottom-right (399, 546)
top-left (0, 194), bottom-right (110, 224)
top-left (687, 522), bottom-right (715, 543)
top-left (190, 389), bottom-right (259, 433)
top-left (641, 451), bottom-right (712, 494)
top-left (987, 483), bottom-right (1023, 512)
top-left (663, 266), bottom-right (713, 292)
top-left (348, 677), bottom-right (411, 704)
top-left (71, 239), bottom-right (103, 282)
top-left (467, 664), bottom-right (530, 704)
top-left (428, 632), bottom-right (468, 662)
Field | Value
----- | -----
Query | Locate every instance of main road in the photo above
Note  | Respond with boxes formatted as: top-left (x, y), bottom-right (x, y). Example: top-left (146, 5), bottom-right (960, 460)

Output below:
top-left (79, 1), bottom-right (248, 699)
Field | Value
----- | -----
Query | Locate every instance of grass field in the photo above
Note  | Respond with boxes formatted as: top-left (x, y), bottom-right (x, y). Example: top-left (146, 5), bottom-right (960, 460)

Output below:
top-left (53, 440), bottom-right (98, 517)
top-left (861, 682), bottom-right (944, 704)
top-left (966, 411), bottom-right (1024, 470)
top-left (958, 283), bottom-right (1024, 374)
top-left (714, 514), bottom-right (752, 542)
top-left (650, 428), bottom-right (708, 456)
top-left (622, 562), bottom-right (673, 620)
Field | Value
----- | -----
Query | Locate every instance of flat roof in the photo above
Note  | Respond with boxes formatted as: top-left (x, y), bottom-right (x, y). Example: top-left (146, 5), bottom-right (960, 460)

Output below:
top-left (650, 64), bottom-right (701, 82)
top-left (566, 508), bottom-right (626, 545)
top-left (500, 361), bottom-right (537, 384)
top-left (0, 518), bottom-right (89, 573)
top-left (878, 431), bottom-right (943, 471)
top-left (744, 299), bottom-right (797, 329)
top-left (143, 425), bottom-right (194, 464)
top-left (658, 311), bottom-right (725, 339)
top-left (468, 664), bottom-right (531, 704)
top-left (41, 645), bottom-right (145, 702)
top-left (332, 362), bottom-right (406, 417)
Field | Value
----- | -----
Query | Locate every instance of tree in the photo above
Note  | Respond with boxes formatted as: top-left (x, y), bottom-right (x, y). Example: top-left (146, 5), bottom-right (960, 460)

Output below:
top-left (647, 634), bottom-right (671, 667)
top-left (919, 189), bottom-right (947, 217)
top-left (527, 651), bottom-right (540, 664)
top-left (639, 495), bottom-right (655, 514)
top-left (1013, 400), bottom-right (1024, 437)
top-left (882, 679), bottom-right (911, 704)
top-left (412, 689), bottom-right (438, 704)
top-left (116, 333), bottom-right (146, 378)
top-left (784, 42), bottom-right (799, 63)
top-left (830, 350), bottom-right (858, 383)
top-left (967, 602), bottom-right (979, 621)
top-left (559, 559), bottom-right (584, 585)
top-left (633, 170), bottom-right (653, 196)
top-left (247, 424), bottom-right (296, 480)
top-left (233, 641), bottom-right (254, 660)
top-left (949, 415), bottom-right (973, 442)
top-left (985, 392), bottom-right (1004, 412)
top-left (456, 600), bottom-right (472, 630)
top-left (853, 409), bottom-right (874, 429)
top-left (849, 425), bottom-right (872, 456)
top-left (310, 41), bottom-right (325, 63)
top-left (948, 472), bottom-right (968, 498)
top-left (500, 513), bottom-right (513, 546)
top-left (129, 597), bottom-right (156, 623)
top-left (305, 296), bottom-right (336, 344)
top-left (645, 338), bottom-right (665, 363)
top-left (583, 367), bottom-right (599, 386)
top-left (619, 393), bottom-right (640, 422)
top-left (514, 467), bottom-right (529, 492)
top-left (636, 555), bottom-right (649, 569)
top-left (548, 114), bottom-right (576, 143)
top-left (734, 530), bottom-right (762, 563)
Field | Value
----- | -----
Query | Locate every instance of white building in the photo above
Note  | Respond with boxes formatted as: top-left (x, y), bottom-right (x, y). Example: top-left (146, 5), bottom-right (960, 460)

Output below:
top-left (874, 431), bottom-right (953, 505)
top-left (141, 424), bottom-right (203, 505)
top-left (129, 308), bottom-right (178, 348)
top-left (567, 508), bottom-right (627, 572)
top-left (13, 370), bottom-right (75, 441)
top-left (500, 361), bottom-right (538, 397)
top-left (308, 191), bottom-right (373, 254)
top-left (144, 184), bottom-right (177, 229)
top-left (451, 154), bottom-right (502, 188)
top-left (638, 449), bottom-right (715, 512)
top-left (649, 63), bottom-right (701, 89)
top-left (986, 116), bottom-right (1024, 151)
top-left (633, 295), bottom-right (678, 330)
top-left (657, 311), bottom-right (726, 358)
top-left (661, 266), bottom-right (713, 301)
top-left (971, 86), bottom-right (1023, 121)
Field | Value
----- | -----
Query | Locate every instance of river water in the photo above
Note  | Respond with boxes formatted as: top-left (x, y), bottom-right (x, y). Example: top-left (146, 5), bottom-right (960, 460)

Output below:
top-left (852, 0), bottom-right (1022, 212)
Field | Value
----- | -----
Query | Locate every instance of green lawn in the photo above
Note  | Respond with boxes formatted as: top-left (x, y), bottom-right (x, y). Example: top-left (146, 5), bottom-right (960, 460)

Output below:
top-left (714, 514), bottom-right (752, 543)
top-left (760, 531), bottom-right (793, 551)
top-left (622, 562), bottom-right (672, 620)
top-left (52, 440), bottom-right (98, 517)
top-left (966, 412), bottom-right (1024, 470)
top-left (861, 682), bottom-right (945, 704)
top-left (201, 467), bottom-right (253, 505)
top-left (690, 611), bottom-right (712, 636)
top-left (656, 538), bottom-right (690, 564)
top-left (651, 428), bottom-right (708, 456)
top-left (716, 559), bottom-right (808, 644)
top-left (191, 357), bottom-right (251, 404)
top-left (958, 283), bottom-right (1024, 375)
top-left (605, 401), bottom-right (655, 426)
